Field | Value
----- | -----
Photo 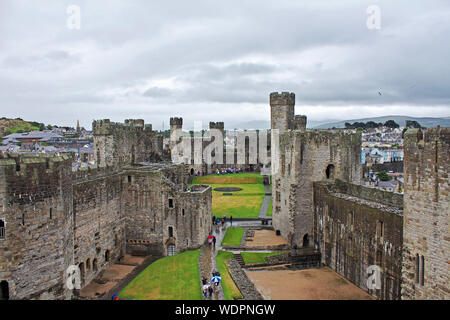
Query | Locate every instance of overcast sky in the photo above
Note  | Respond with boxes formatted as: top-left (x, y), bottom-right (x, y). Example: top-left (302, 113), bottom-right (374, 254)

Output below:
top-left (0, 0), bottom-right (449, 129)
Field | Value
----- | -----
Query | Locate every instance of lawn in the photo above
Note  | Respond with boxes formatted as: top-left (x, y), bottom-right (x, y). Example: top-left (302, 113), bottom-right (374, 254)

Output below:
top-left (192, 173), bottom-right (265, 218)
top-left (118, 250), bottom-right (202, 300)
top-left (240, 252), bottom-right (284, 265)
top-left (216, 250), bottom-right (243, 300)
top-left (221, 227), bottom-right (245, 246)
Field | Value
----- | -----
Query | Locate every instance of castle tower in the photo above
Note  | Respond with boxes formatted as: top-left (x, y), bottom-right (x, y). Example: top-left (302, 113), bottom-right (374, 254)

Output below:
top-left (293, 115), bottom-right (307, 131)
top-left (401, 127), bottom-right (450, 300)
top-left (270, 92), bottom-right (295, 134)
top-left (209, 122), bottom-right (225, 138)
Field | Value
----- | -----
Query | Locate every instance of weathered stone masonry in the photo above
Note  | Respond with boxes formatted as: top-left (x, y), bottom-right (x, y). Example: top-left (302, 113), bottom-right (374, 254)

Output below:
top-left (0, 119), bottom-right (212, 300)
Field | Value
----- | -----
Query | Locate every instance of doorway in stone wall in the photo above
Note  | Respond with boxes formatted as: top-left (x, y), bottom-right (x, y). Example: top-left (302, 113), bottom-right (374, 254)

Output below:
top-left (168, 244), bottom-right (176, 256)
top-left (303, 233), bottom-right (310, 247)
top-left (1, 281), bottom-right (9, 300)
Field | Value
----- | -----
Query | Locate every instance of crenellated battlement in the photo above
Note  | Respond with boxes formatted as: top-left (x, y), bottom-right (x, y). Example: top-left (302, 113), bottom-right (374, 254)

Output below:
top-left (170, 117), bottom-right (183, 127)
top-left (270, 91), bottom-right (295, 106)
top-left (209, 121), bottom-right (224, 130)
top-left (93, 119), bottom-right (153, 136)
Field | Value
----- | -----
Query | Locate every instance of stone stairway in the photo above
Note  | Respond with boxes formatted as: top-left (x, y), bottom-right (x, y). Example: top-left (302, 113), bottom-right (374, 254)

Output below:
top-left (234, 253), bottom-right (245, 267)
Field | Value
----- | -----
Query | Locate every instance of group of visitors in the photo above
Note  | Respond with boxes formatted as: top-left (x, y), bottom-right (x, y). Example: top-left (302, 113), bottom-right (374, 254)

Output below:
top-left (212, 215), bottom-right (232, 227)
top-left (215, 168), bottom-right (244, 175)
top-left (201, 277), bottom-right (214, 299)
top-left (201, 272), bottom-right (221, 299)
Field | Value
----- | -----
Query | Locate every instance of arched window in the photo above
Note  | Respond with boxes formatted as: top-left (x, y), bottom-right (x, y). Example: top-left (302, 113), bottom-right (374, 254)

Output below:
top-left (86, 258), bottom-right (91, 272)
top-left (78, 262), bottom-right (85, 280)
top-left (0, 281), bottom-right (9, 300)
top-left (168, 227), bottom-right (173, 238)
top-left (93, 259), bottom-right (98, 272)
top-left (326, 164), bottom-right (335, 180)
top-left (0, 220), bottom-right (5, 239)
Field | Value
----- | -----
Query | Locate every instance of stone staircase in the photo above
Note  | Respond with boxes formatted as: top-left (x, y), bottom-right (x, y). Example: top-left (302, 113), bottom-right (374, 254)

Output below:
top-left (234, 253), bottom-right (245, 267)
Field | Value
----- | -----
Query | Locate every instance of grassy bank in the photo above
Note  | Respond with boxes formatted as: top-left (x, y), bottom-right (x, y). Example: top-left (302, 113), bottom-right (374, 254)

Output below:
top-left (119, 250), bottom-right (202, 300)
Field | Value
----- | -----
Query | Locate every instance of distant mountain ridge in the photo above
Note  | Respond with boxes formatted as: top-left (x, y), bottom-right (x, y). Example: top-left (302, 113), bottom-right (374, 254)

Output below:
top-left (312, 115), bottom-right (450, 129)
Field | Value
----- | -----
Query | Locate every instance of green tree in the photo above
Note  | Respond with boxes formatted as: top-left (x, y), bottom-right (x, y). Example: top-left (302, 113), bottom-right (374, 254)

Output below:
top-left (384, 120), bottom-right (399, 128)
top-left (376, 171), bottom-right (391, 181)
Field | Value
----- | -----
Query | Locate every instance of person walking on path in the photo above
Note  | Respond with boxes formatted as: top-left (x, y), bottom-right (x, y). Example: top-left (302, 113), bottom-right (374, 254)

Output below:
top-left (230, 215), bottom-right (233, 226)
top-left (212, 236), bottom-right (216, 250)
top-left (208, 284), bottom-right (213, 299)
top-left (202, 283), bottom-right (209, 298)
top-left (212, 215), bottom-right (216, 225)
top-left (208, 233), bottom-right (213, 248)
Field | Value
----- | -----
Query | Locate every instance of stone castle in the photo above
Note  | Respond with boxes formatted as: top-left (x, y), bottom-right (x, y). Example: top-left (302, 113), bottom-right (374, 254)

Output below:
top-left (270, 92), bottom-right (449, 300)
top-left (0, 119), bottom-right (212, 300)
top-left (0, 92), bottom-right (448, 300)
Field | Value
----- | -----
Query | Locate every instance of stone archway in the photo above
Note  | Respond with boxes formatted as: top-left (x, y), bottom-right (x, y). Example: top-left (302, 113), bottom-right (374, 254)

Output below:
top-left (326, 164), bottom-right (335, 180)
top-left (0, 281), bottom-right (9, 300)
top-left (303, 233), bottom-right (310, 247)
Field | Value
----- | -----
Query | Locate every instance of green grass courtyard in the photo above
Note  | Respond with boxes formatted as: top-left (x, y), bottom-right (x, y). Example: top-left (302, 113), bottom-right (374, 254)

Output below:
top-left (192, 173), bottom-right (266, 219)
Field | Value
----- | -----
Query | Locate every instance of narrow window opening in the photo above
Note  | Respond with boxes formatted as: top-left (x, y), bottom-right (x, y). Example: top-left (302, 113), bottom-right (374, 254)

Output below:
top-left (420, 256), bottom-right (425, 286)
top-left (168, 226), bottom-right (173, 238)
top-left (168, 199), bottom-right (174, 208)
top-left (0, 220), bottom-right (5, 239)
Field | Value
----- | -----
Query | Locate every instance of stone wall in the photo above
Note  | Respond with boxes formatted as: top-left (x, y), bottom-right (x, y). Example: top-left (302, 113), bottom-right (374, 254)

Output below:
top-left (272, 129), bottom-right (361, 246)
top-left (313, 181), bottom-right (403, 300)
top-left (93, 119), bottom-right (165, 170)
top-left (401, 128), bottom-right (449, 300)
top-left (0, 154), bottom-right (74, 300)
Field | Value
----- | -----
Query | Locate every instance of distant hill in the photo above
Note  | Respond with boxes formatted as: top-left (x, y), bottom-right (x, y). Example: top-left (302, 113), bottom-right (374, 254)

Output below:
top-left (0, 117), bottom-right (46, 136)
top-left (313, 116), bottom-right (450, 129)
top-left (229, 119), bottom-right (331, 130)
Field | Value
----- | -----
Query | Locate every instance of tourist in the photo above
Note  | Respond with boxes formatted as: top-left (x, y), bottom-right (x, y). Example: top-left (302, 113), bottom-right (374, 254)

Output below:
top-left (208, 233), bottom-right (213, 247)
top-left (202, 277), bottom-right (207, 285)
top-left (212, 236), bottom-right (216, 249)
top-left (221, 218), bottom-right (225, 227)
top-left (208, 283), bottom-right (213, 299)
top-left (230, 215), bottom-right (233, 226)
top-left (212, 215), bottom-right (216, 225)
top-left (202, 283), bottom-right (209, 298)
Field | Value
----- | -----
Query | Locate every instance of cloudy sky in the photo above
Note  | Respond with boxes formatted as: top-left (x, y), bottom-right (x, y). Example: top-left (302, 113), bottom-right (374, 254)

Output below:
top-left (0, 0), bottom-right (449, 129)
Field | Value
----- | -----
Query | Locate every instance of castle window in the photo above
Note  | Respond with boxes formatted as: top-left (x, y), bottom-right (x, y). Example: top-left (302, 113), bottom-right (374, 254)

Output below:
top-left (326, 164), bottom-right (335, 180)
top-left (105, 250), bottom-right (110, 263)
top-left (93, 259), bottom-right (98, 272)
top-left (420, 256), bottom-right (425, 286)
top-left (79, 262), bottom-right (85, 280)
top-left (21, 213), bottom-right (25, 226)
top-left (168, 198), bottom-right (174, 208)
top-left (86, 259), bottom-right (91, 271)
top-left (127, 176), bottom-right (132, 183)
top-left (182, 209), bottom-right (185, 216)
top-left (49, 208), bottom-right (53, 220)
top-left (0, 220), bottom-right (5, 239)
top-left (168, 226), bottom-right (173, 238)
top-left (415, 254), bottom-right (420, 284)
top-left (376, 221), bottom-right (384, 241)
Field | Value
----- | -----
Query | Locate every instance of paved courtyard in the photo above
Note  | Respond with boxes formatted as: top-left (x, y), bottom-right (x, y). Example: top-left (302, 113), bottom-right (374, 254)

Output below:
top-left (245, 266), bottom-right (374, 300)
